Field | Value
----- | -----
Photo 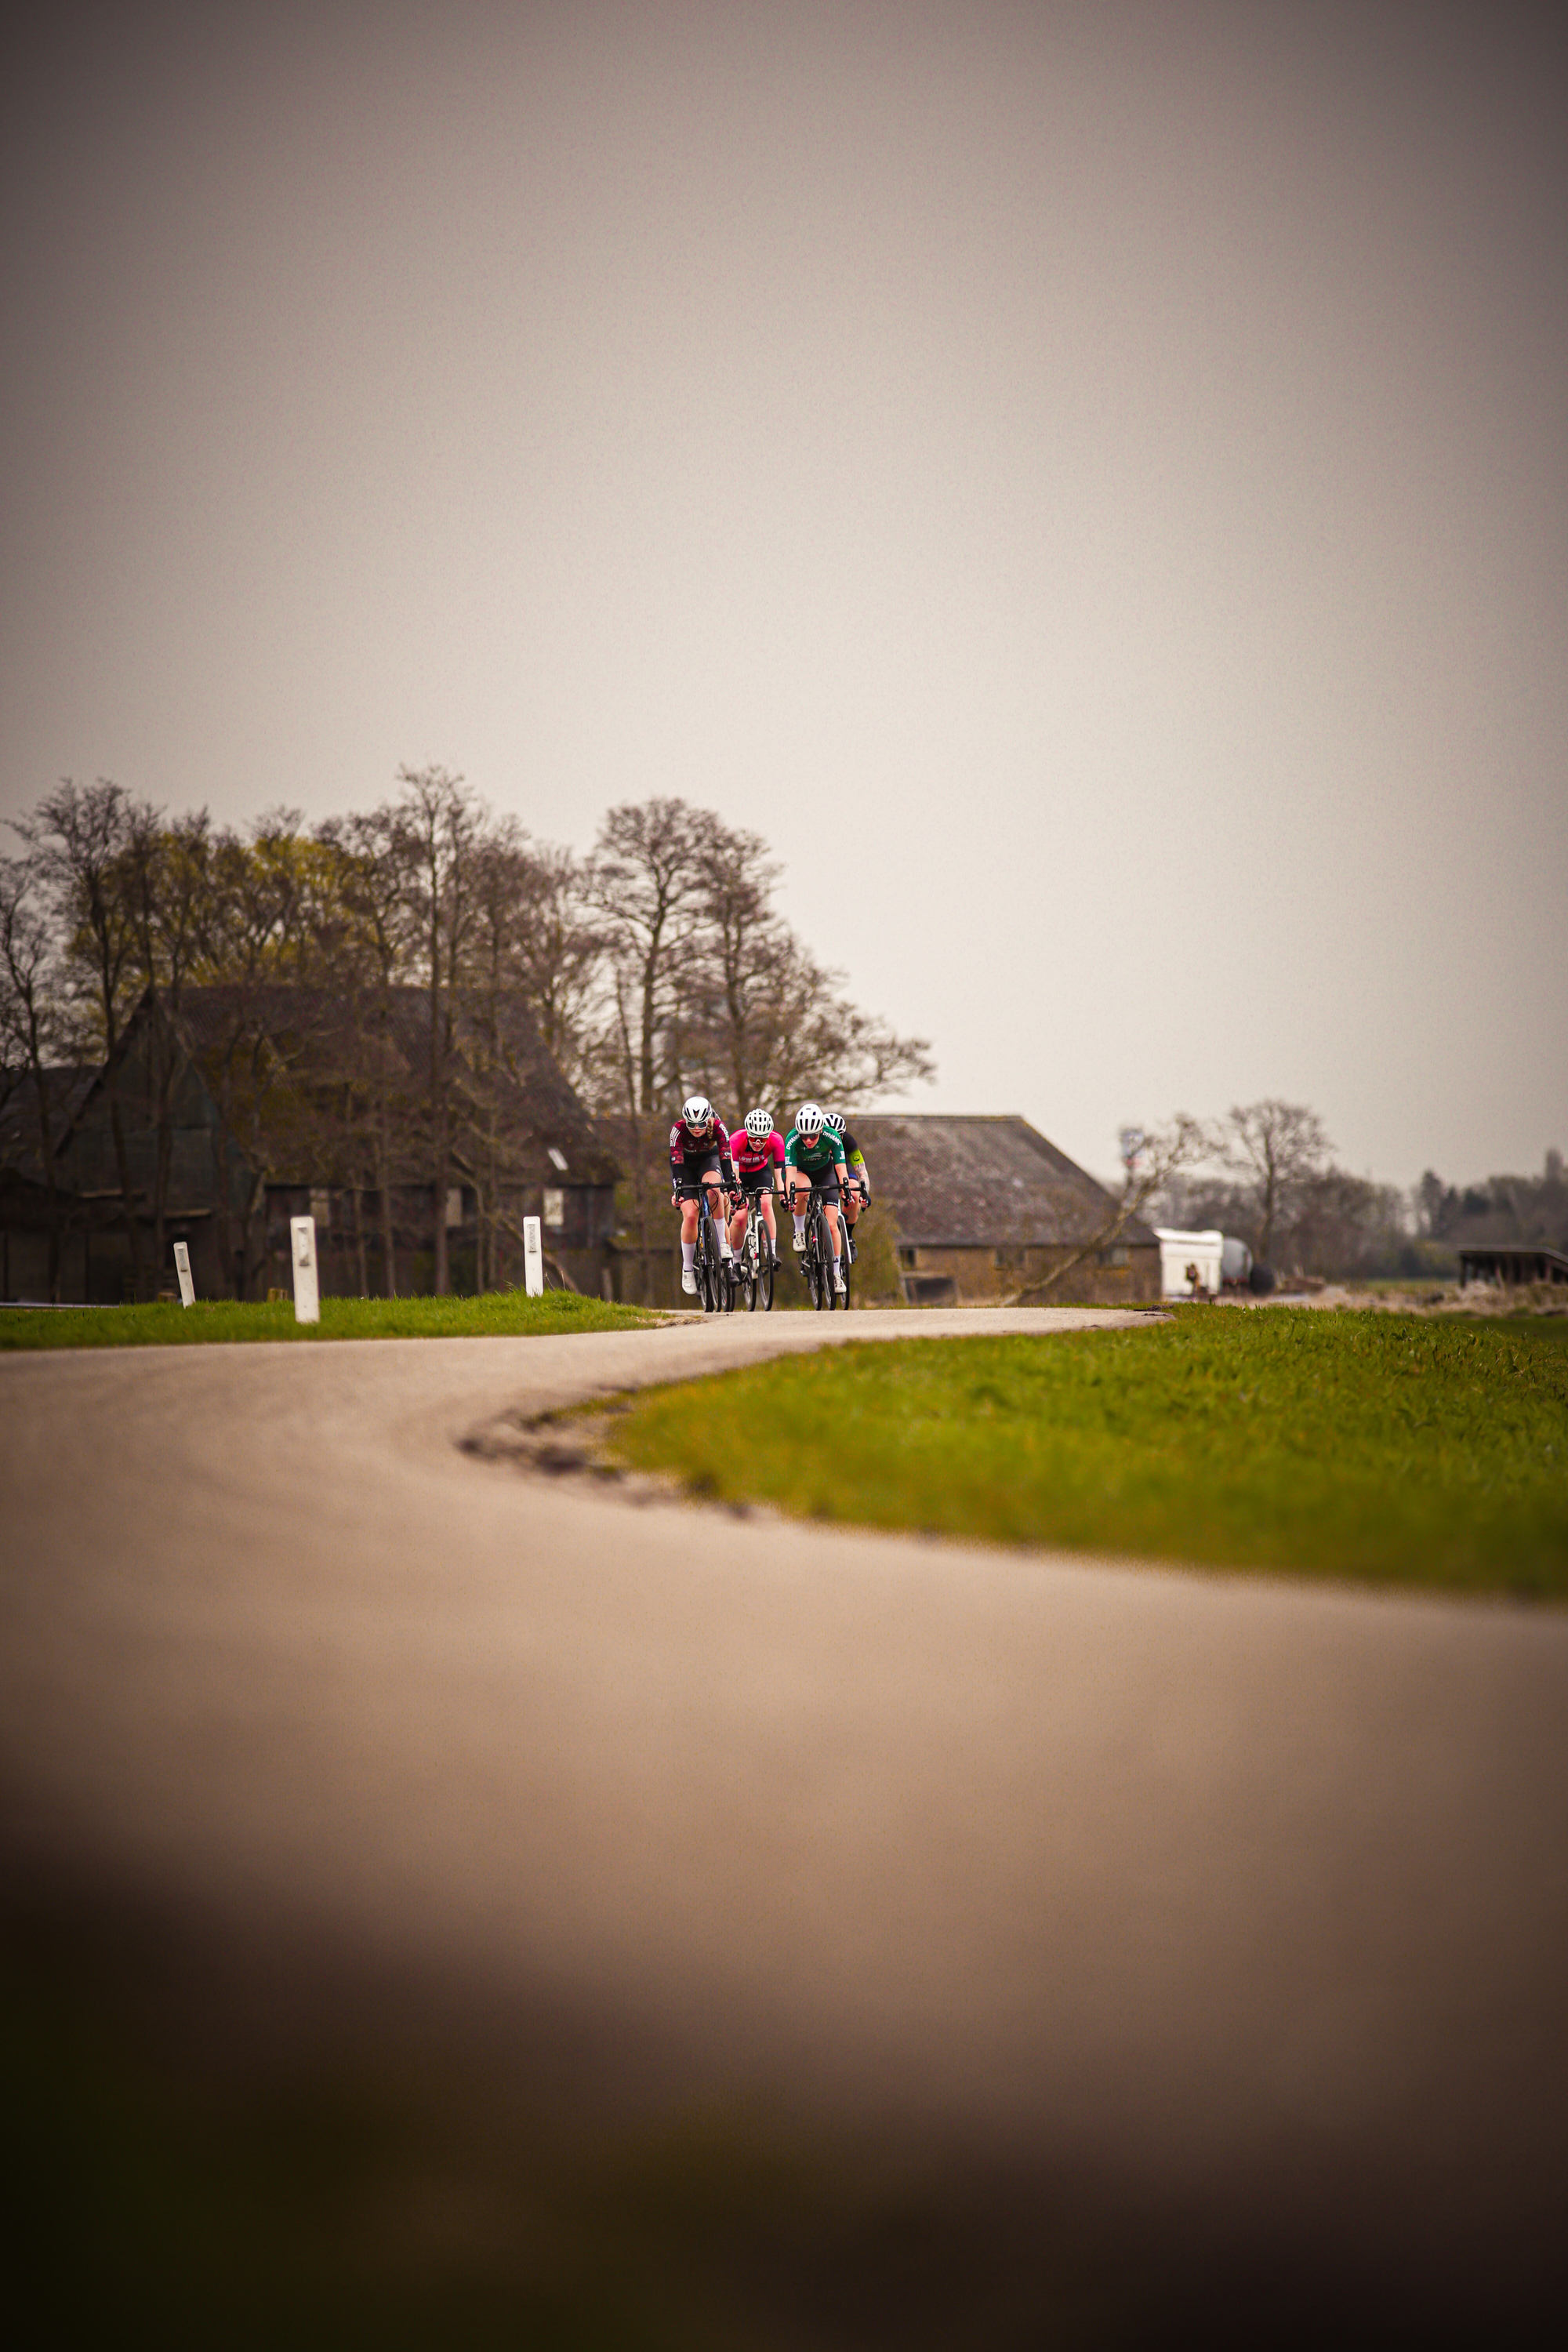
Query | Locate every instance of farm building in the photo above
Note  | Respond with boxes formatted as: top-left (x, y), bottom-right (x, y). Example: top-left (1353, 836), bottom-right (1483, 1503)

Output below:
top-left (851, 1113), bottom-right (1160, 1305)
top-left (1, 985), bottom-right (619, 1302)
top-left (1458, 1243), bottom-right (1568, 1287)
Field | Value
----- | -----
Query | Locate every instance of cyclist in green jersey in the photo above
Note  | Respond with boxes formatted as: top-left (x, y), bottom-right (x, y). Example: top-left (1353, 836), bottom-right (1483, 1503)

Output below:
top-left (783, 1101), bottom-right (848, 1295)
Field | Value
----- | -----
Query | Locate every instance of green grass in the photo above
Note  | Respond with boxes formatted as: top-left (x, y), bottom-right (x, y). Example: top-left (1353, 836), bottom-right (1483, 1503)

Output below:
top-left (607, 1308), bottom-right (1568, 1599)
top-left (0, 1290), bottom-right (656, 1349)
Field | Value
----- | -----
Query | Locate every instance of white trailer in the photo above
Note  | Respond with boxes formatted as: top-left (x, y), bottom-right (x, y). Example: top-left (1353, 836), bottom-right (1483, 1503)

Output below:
top-left (1154, 1227), bottom-right (1225, 1299)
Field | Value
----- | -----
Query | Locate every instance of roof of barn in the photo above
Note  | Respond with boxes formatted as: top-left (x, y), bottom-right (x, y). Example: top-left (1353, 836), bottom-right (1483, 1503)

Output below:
top-left (851, 1113), bottom-right (1157, 1250)
top-left (0, 1067), bottom-right (102, 1187)
top-left (172, 984), bottom-right (618, 1186)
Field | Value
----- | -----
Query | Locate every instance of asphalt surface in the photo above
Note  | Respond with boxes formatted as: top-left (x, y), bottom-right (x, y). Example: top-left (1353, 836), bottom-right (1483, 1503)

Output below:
top-left (2, 1305), bottom-right (1566, 2320)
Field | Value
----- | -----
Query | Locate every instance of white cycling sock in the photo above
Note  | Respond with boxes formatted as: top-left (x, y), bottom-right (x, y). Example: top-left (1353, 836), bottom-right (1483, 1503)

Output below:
top-left (793, 1214), bottom-right (806, 1240)
top-left (681, 1241), bottom-right (695, 1270)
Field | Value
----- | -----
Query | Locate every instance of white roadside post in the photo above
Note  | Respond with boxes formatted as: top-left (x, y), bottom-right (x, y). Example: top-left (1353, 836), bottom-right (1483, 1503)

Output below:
top-left (522, 1214), bottom-right (544, 1298)
top-left (289, 1214), bottom-right (321, 1324)
top-left (171, 1242), bottom-right (195, 1308)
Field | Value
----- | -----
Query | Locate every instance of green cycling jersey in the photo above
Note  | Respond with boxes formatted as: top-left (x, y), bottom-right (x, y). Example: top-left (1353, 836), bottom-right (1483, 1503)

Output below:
top-left (783, 1126), bottom-right (848, 1178)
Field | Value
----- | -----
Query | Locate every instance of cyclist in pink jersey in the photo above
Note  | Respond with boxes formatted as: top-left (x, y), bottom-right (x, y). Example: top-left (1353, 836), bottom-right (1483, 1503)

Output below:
top-left (727, 1108), bottom-right (786, 1265)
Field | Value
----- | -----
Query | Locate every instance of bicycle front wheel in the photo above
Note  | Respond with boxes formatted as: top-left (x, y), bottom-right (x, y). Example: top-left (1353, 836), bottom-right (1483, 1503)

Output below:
top-left (757, 1243), bottom-right (774, 1312)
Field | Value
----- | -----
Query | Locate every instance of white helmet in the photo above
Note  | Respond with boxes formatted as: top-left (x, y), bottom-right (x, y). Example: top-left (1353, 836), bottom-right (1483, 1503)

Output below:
top-left (744, 1107), bottom-right (772, 1142)
top-left (795, 1102), bottom-right (825, 1137)
top-left (681, 1094), bottom-right (713, 1128)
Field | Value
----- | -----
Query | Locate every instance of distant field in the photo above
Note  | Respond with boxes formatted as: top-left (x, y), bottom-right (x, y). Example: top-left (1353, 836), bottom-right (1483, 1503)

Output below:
top-left (607, 1308), bottom-right (1568, 1599)
top-left (0, 1290), bottom-right (655, 1349)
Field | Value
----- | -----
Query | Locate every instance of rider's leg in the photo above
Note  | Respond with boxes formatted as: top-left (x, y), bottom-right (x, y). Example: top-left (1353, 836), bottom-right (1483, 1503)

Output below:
top-left (706, 1176), bottom-right (731, 1256)
top-left (826, 1200), bottom-right (847, 1289)
top-left (728, 1196), bottom-right (749, 1252)
top-left (789, 1177), bottom-right (808, 1249)
top-left (760, 1193), bottom-right (779, 1257)
top-left (677, 1189), bottom-right (699, 1290)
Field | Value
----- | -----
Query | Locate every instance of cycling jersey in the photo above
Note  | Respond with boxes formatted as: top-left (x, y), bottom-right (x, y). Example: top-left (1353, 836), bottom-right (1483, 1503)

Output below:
top-left (670, 1116), bottom-right (732, 1184)
top-left (784, 1127), bottom-right (847, 1181)
top-left (837, 1127), bottom-right (870, 1198)
top-left (729, 1129), bottom-right (786, 1186)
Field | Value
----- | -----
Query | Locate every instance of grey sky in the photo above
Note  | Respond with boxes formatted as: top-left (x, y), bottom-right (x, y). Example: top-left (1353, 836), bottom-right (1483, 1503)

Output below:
top-left (5, 1), bottom-right (1565, 1188)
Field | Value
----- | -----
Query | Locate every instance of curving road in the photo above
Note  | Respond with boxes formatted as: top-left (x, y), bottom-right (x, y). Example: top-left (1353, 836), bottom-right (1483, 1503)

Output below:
top-left (2, 1305), bottom-right (1566, 2319)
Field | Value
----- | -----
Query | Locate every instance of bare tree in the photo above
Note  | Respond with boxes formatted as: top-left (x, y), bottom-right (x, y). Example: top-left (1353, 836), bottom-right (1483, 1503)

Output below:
top-left (582, 799), bottom-right (712, 1294)
top-left (119, 806), bottom-right (216, 1279)
top-left (506, 838), bottom-right (601, 1092)
top-left (0, 856), bottom-right (71, 1295)
top-left (667, 826), bottom-right (933, 1124)
top-left (391, 766), bottom-right (485, 1294)
top-left (188, 811), bottom-right (331, 1295)
top-left (1001, 1116), bottom-right (1211, 1306)
top-left (16, 782), bottom-right (148, 1290)
top-left (318, 807), bottom-right (412, 1296)
top-left (1222, 1100), bottom-right (1333, 1265)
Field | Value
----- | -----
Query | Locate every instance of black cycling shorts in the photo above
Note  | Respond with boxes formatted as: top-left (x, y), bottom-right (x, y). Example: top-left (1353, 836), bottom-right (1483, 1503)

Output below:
top-left (673, 1148), bottom-right (725, 1197)
top-left (789, 1169), bottom-right (841, 1208)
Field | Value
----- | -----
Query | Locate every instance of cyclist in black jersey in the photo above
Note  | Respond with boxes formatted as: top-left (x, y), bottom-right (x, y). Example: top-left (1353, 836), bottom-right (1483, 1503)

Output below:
top-left (822, 1112), bottom-right (870, 1247)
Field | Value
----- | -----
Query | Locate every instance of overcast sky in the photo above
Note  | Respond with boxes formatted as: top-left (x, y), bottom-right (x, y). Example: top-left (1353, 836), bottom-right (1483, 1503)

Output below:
top-left (4, 1), bottom-right (1564, 1187)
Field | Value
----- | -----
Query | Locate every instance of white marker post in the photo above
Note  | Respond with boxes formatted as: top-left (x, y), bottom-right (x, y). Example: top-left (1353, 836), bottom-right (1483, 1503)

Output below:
top-left (289, 1214), bottom-right (321, 1324)
top-left (172, 1242), bottom-right (195, 1308)
top-left (522, 1214), bottom-right (544, 1298)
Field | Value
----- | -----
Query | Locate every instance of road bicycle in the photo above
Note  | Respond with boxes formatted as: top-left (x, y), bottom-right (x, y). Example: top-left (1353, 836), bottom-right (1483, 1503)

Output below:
top-left (798, 1183), bottom-right (844, 1312)
top-left (691, 1185), bottom-right (734, 1313)
top-left (733, 1185), bottom-right (777, 1312)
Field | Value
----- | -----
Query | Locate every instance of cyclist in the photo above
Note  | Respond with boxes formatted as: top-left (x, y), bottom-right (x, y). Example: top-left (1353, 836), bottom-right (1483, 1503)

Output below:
top-left (728, 1108), bottom-right (786, 1265)
top-left (669, 1094), bottom-right (734, 1298)
top-left (784, 1102), bottom-right (848, 1296)
top-left (822, 1112), bottom-right (871, 1254)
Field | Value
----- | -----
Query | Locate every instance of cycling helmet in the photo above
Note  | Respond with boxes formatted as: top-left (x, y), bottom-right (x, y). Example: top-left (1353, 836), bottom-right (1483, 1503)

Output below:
top-left (795, 1102), bottom-right (825, 1137)
top-left (743, 1108), bottom-right (772, 1142)
top-left (822, 1111), bottom-right (845, 1135)
top-left (681, 1094), bottom-right (713, 1128)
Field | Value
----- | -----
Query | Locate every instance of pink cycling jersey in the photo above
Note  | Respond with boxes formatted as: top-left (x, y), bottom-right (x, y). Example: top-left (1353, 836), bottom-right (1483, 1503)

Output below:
top-left (728, 1128), bottom-right (786, 1185)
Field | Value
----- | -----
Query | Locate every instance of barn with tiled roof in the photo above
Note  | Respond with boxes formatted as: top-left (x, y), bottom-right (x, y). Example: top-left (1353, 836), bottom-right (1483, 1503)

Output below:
top-left (851, 1113), bottom-right (1160, 1305)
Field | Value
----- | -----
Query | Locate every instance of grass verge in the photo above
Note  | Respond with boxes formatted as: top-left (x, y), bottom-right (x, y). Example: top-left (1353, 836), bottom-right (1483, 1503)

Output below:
top-left (0, 1290), bottom-right (657, 1350)
top-left (607, 1308), bottom-right (1568, 1599)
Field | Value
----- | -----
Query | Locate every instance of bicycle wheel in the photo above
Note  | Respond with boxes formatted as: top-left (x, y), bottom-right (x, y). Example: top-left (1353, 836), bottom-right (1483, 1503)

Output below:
top-left (824, 1207), bottom-right (844, 1311)
top-left (757, 1235), bottom-right (775, 1312)
top-left (739, 1225), bottom-right (758, 1311)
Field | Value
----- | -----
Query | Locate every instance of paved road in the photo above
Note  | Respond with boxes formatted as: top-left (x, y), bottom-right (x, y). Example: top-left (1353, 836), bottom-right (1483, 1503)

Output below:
top-left (2, 1307), bottom-right (1565, 2315)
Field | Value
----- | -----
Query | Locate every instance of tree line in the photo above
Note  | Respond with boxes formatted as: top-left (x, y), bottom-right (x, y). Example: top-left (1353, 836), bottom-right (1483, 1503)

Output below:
top-left (1, 771), bottom-right (932, 1297)
top-left (1152, 1105), bottom-right (1566, 1281)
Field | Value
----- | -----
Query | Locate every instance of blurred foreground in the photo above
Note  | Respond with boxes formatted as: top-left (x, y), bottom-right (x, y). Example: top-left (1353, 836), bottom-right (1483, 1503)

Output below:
top-left (3, 1313), bottom-right (1564, 2340)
